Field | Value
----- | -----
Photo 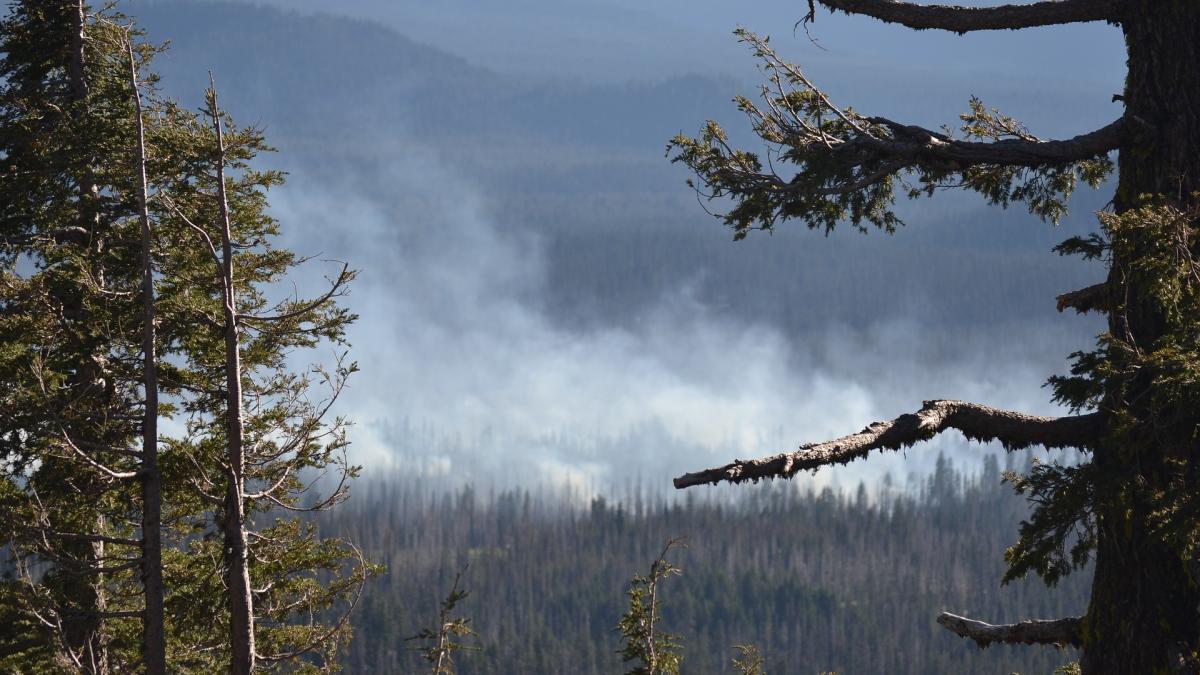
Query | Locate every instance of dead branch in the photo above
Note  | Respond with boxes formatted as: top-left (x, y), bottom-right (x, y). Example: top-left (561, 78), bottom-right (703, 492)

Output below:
top-left (807, 0), bottom-right (1118, 33)
top-left (673, 399), bottom-right (1102, 489)
top-left (1056, 282), bottom-right (1109, 314)
top-left (937, 611), bottom-right (1082, 648)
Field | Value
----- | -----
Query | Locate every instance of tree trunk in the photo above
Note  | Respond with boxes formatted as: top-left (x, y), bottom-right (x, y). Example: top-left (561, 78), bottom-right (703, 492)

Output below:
top-left (1082, 2), bottom-right (1200, 672)
top-left (211, 86), bottom-right (256, 675)
top-left (129, 43), bottom-right (166, 675)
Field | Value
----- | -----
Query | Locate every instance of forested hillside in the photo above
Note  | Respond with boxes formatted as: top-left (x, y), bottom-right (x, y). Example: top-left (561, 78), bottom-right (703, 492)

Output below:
top-left (320, 455), bottom-right (1087, 674)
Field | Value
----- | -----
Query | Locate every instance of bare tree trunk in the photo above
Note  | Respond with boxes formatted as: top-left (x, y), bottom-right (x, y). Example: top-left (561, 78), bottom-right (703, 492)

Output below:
top-left (209, 81), bottom-right (256, 675)
top-left (128, 40), bottom-right (166, 675)
top-left (1083, 2), bottom-right (1200, 672)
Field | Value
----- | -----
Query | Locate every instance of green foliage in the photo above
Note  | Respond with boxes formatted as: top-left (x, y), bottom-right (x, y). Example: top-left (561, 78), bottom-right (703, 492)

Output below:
top-left (1009, 200), bottom-right (1200, 586)
top-left (0, 2), bottom-right (374, 671)
top-left (1002, 461), bottom-right (1096, 586)
top-left (1053, 661), bottom-right (1082, 675)
top-left (151, 78), bottom-right (371, 673)
top-left (730, 644), bottom-right (766, 675)
top-left (407, 570), bottom-right (479, 675)
top-left (667, 29), bottom-right (1111, 239)
top-left (0, 3), bottom-right (165, 669)
top-left (617, 537), bottom-right (686, 675)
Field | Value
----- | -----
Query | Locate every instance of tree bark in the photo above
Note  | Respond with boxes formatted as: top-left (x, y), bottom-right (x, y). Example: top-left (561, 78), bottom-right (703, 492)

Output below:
top-left (1081, 2), bottom-right (1200, 672)
top-left (210, 83), bottom-right (256, 675)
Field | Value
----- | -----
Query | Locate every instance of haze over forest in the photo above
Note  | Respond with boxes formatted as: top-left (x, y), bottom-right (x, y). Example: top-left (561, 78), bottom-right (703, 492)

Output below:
top-left (118, 0), bottom-right (1127, 494)
top-left (0, 1), bottom-right (1139, 672)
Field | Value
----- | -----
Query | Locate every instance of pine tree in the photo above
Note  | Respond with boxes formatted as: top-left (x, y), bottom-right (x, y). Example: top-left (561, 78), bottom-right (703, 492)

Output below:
top-left (669, 2), bottom-right (1200, 672)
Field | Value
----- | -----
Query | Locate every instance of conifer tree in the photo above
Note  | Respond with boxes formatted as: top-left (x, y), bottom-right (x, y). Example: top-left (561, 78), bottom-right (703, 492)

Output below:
top-left (670, 2), bottom-right (1200, 672)
top-left (0, 3), bottom-right (164, 671)
top-left (154, 79), bottom-right (371, 673)
top-left (0, 3), bottom-right (375, 672)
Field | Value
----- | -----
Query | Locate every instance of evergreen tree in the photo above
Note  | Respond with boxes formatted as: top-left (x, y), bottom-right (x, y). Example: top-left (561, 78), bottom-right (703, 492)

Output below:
top-left (0, 2), bottom-right (375, 672)
top-left (0, 3), bottom-right (163, 671)
top-left (153, 79), bottom-right (372, 673)
top-left (670, 2), bottom-right (1200, 672)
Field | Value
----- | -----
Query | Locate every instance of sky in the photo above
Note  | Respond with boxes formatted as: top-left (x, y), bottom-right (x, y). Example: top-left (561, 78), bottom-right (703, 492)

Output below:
top-left (130, 0), bottom-right (1127, 494)
top-left (235, 0), bottom-right (1124, 90)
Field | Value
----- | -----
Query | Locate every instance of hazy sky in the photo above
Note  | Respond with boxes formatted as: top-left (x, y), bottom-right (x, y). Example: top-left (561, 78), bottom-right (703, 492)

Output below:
top-left (128, 0), bottom-right (1126, 493)
top-left (232, 0), bottom-right (1125, 89)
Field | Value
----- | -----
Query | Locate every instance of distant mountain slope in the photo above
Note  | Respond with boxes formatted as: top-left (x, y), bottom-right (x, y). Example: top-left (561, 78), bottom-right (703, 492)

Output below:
top-left (130, 1), bottom-right (734, 151)
top-left (125, 0), bottom-right (1108, 355)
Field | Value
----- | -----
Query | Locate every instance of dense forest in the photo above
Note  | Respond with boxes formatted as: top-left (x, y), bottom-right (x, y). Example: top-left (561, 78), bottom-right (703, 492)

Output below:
top-left (322, 455), bottom-right (1087, 674)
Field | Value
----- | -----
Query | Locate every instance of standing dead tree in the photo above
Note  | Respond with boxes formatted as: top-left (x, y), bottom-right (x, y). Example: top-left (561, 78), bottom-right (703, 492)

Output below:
top-left (670, 3), bottom-right (1200, 673)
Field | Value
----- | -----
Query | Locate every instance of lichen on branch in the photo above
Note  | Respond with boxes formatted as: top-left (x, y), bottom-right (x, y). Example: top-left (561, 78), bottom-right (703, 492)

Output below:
top-left (674, 399), bottom-right (1102, 489)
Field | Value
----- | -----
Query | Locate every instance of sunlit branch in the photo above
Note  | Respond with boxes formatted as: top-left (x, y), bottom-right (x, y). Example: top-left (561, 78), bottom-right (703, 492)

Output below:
top-left (674, 399), bottom-right (1102, 489)
top-left (937, 611), bottom-right (1082, 647)
top-left (860, 115), bottom-right (1125, 168)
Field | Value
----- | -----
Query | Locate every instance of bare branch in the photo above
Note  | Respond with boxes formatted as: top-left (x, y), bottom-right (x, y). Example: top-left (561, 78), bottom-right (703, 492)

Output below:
top-left (158, 195), bottom-right (221, 267)
top-left (937, 611), bottom-right (1082, 648)
top-left (1056, 282), bottom-right (1109, 314)
top-left (673, 399), bottom-right (1102, 489)
top-left (59, 430), bottom-right (138, 481)
top-left (807, 0), bottom-right (1118, 33)
top-left (240, 262), bottom-right (352, 323)
top-left (861, 115), bottom-right (1125, 169)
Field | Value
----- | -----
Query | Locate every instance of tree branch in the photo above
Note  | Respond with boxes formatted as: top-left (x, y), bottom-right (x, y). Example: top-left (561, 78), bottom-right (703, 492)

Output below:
top-left (673, 399), bottom-right (1102, 489)
top-left (808, 0), bottom-right (1118, 33)
top-left (861, 115), bottom-right (1125, 169)
top-left (0, 227), bottom-right (89, 248)
top-left (937, 611), bottom-right (1082, 648)
top-left (1056, 282), bottom-right (1108, 314)
top-left (239, 262), bottom-right (351, 323)
top-left (669, 30), bottom-right (1122, 235)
